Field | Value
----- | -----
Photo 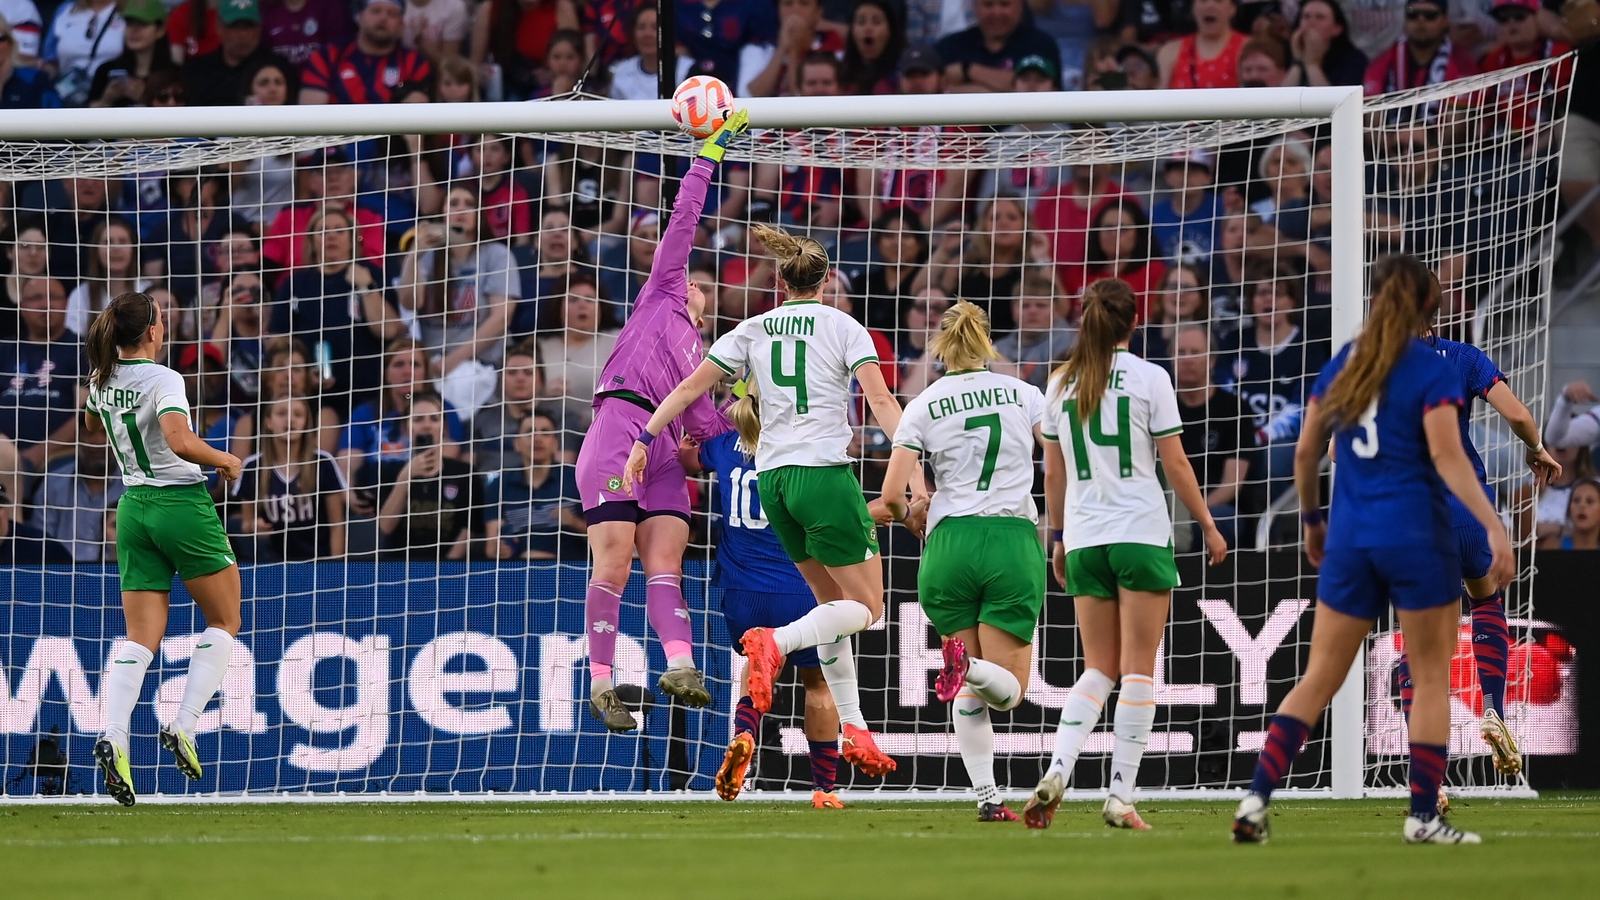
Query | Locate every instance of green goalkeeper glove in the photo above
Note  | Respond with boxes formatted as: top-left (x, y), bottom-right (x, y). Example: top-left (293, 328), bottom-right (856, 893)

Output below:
top-left (698, 109), bottom-right (750, 164)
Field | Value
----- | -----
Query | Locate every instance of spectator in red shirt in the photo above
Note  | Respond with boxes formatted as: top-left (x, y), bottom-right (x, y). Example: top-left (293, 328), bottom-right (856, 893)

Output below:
top-left (472, 0), bottom-right (576, 100)
top-left (300, 0), bottom-right (430, 103)
top-left (472, 134), bottom-right (534, 244)
top-left (1159, 0), bottom-right (1247, 89)
top-left (1362, 0), bottom-right (1477, 96)
top-left (1033, 163), bottom-right (1132, 290)
top-left (168, 0), bottom-right (221, 64)
top-left (1071, 198), bottom-right (1167, 323)
top-left (262, 146), bottom-right (388, 272)
top-left (1479, 0), bottom-right (1571, 134)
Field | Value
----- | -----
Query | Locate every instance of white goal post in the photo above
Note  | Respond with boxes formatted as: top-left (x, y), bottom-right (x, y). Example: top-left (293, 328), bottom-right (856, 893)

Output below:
top-left (0, 67), bottom-right (1568, 802)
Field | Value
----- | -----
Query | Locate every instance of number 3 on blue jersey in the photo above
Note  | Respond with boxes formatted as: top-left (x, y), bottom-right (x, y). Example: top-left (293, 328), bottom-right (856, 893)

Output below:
top-left (1351, 399), bottom-right (1380, 459)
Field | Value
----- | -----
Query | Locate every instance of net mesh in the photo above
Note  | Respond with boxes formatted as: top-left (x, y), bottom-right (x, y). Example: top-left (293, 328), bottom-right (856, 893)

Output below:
top-left (0, 61), bottom-right (1574, 800)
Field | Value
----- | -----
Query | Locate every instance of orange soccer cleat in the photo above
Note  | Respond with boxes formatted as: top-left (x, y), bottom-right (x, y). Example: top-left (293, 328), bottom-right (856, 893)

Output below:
top-left (716, 731), bottom-right (756, 801)
top-left (812, 790), bottom-right (846, 809)
top-left (841, 724), bottom-right (897, 777)
top-left (741, 627), bottom-right (783, 714)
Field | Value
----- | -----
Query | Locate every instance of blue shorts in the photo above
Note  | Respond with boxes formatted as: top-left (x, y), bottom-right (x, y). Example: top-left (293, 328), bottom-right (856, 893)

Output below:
top-left (720, 589), bottom-right (821, 669)
top-left (1448, 489), bottom-right (1493, 583)
top-left (1317, 544), bottom-right (1462, 620)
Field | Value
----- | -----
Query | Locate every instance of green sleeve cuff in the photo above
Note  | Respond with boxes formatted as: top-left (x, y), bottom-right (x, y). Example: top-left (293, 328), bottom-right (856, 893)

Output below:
top-left (849, 355), bottom-right (880, 372)
top-left (894, 442), bottom-right (923, 453)
top-left (707, 354), bottom-right (737, 375)
top-left (1152, 426), bottom-right (1184, 437)
top-left (158, 406), bottom-right (189, 418)
top-left (1040, 432), bottom-right (1059, 442)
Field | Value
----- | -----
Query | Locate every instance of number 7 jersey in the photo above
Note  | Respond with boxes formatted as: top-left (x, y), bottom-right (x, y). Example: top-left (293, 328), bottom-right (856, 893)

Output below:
top-left (894, 368), bottom-right (1044, 534)
top-left (1042, 350), bottom-right (1184, 552)
top-left (84, 359), bottom-right (205, 487)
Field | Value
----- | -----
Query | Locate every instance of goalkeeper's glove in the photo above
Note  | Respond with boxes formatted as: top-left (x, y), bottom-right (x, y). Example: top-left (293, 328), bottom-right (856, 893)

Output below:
top-left (698, 108), bottom-right (750, 164)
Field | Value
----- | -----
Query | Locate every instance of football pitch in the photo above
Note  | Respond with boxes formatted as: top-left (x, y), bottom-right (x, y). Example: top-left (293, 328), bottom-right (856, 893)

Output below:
top-left (1, 796), bottom-right (1595, 898)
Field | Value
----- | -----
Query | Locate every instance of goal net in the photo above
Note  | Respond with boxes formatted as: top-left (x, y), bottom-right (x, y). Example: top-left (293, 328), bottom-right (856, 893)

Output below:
top-left (0, 62), bottom-right (1573, 801)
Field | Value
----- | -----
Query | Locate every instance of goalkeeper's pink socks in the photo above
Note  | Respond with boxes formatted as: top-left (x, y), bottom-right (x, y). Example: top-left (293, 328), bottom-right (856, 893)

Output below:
top-left (174, 628), bottom-right (234, 736)
top-left (103, 639), bottom-right (154, 752)
top-left (586, 581), bottom-right (623, 695)
top-left (645, 574), bottom-right (695, 669)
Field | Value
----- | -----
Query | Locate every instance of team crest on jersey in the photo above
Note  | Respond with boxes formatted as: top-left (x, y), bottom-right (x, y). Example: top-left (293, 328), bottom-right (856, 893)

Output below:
top-left (304, 18), bottom-right (317, 35)
top-left (607, 476), bottom-right (623, 492)
top-left (444, 484), bottom-right (460, 501)
top-left (384, 66), bottom-right (401, 86)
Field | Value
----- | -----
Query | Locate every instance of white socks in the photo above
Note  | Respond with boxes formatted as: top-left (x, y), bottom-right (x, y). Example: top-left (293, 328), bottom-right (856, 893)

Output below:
top-left (1109, 674), bottom-right (1155, 803)
top-left (965, 657), bottom-right (1022, 710)
top-left (175, 628), bottom-right (234, 736)
top-left (817, 637), bottom-right (867, 728)
top-left (774, 600), bottom-right (873, 656)
top-left (1047, 668), bottom-right (1115, 779)
top-left (103, 640), bottom-right (154, 752)
top-left (953, 692), bottom-right (999, 805)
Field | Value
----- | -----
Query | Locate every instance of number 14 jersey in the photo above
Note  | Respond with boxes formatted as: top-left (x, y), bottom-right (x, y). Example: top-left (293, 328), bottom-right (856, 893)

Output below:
top-left (895, 368), bottom-right (1044, 534)
top-left (1042, 350), bottom-right (1184, 552)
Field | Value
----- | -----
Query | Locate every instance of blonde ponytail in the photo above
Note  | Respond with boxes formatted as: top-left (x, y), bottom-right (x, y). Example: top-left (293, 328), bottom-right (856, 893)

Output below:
top-left (729, 393), bottom-right (762, 454)
top-left (751, 223), bottom-right (830, 294)
top-left (929, 299), bottom-right (1000, 372)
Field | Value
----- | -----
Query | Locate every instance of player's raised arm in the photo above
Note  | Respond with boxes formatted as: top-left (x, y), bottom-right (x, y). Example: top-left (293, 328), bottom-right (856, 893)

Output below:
top-left (642, 110), bottom-right (750, 307)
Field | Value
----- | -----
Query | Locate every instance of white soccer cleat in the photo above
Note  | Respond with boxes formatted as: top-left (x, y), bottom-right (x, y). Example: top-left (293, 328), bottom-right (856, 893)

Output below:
top-left (1404, 816), bottom-right (1481, 844)
top-left (1479, 708), bottom-right (1523, 776)
top-left (1232, 793), bottom-right (1270, 844)
top-left (1102, 796), bottom-right (1152, 830)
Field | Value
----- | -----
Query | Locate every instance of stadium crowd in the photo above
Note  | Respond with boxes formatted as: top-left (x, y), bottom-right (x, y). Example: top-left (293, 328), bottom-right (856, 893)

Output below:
top-left (0, 0), bottom-right (1585, 565)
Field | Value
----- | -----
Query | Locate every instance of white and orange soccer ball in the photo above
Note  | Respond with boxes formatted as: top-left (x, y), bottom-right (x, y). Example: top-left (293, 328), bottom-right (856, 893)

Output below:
top-left (671, 76), bottom-right (736, 139)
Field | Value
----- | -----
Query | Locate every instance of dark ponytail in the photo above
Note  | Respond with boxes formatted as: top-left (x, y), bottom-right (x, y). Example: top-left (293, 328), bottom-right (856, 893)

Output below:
top-left (1054, 279), bottom-right (1138, 420)
top-left (87, 292), bottom-right (159, 392)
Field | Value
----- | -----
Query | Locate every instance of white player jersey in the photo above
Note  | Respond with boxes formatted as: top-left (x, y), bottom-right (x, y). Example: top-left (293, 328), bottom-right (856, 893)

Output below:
top-left (707, 301), bottom-right (880, 471)
top-left (895, 368), bottom-right (1044, 533)
top-left (84, 359), bottom-right (205, 488)
top-left (1042, 350), bottom-right (1183, 551)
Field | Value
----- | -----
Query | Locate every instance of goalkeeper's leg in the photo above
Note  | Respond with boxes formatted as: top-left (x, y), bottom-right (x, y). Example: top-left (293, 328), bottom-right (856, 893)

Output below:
top-left (638, 516), bottom-right (712, 707)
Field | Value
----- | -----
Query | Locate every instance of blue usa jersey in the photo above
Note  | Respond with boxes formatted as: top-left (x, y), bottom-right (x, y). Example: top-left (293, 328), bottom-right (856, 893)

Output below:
top-left (1311, 338), bottom-right (1465, 553)
top-left (700, 431), bottom-right (810, 594)
top-left (1431, 337), bottom-right (1505, 484)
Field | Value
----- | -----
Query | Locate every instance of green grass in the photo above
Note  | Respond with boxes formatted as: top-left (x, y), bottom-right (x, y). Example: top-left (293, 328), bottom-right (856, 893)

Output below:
top-left (1, 796), bottom-right (1596, 899)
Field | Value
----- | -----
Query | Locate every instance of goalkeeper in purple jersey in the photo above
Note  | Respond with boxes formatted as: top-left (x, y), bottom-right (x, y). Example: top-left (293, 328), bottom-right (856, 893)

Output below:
top-left (1391, 325), bottom-right (1560, 788)
top-left (573, 111), bottom-right (749, 732)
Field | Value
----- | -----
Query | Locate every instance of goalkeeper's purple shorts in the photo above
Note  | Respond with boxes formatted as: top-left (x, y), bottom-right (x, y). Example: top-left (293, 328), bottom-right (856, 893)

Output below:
top-left (576, 397), bottom-right (690, 522)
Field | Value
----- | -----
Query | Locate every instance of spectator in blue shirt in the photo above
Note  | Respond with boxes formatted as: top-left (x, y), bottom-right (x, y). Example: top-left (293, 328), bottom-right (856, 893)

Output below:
top-left (1150, 150), bottom-right (1224, 268)
top-left (483, 411), bottom-right (585, 561)
top-left (677, 0), bottom-right (777, 89)
top-left (0, 13), bottom-right (60, 108)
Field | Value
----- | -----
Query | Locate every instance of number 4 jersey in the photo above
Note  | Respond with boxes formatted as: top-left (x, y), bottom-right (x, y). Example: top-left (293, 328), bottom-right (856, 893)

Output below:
top-left (706, 301), bottom-right (880, 471)
top-left (85, 359), bottom-right (205, 487)
top-left (1043, 350), bottom-right (1184, 552)
top-left (895, 368), bottom-right (1045, 534)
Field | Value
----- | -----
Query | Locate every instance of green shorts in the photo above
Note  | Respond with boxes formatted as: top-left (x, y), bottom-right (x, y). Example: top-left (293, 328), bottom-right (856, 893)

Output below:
top-left (116, 482), bottom-right (236, 591)
top-left (757, 464), bottom-right (879, 567)
top-left (918, 515), bottom-right (1045, 643)
top-left (1065, 542), bottom-right (1180, 598)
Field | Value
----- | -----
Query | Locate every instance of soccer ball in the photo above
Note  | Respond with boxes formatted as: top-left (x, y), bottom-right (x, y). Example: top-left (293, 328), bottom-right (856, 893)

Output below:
top-left (671, 76), bottom-right (735, 139)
